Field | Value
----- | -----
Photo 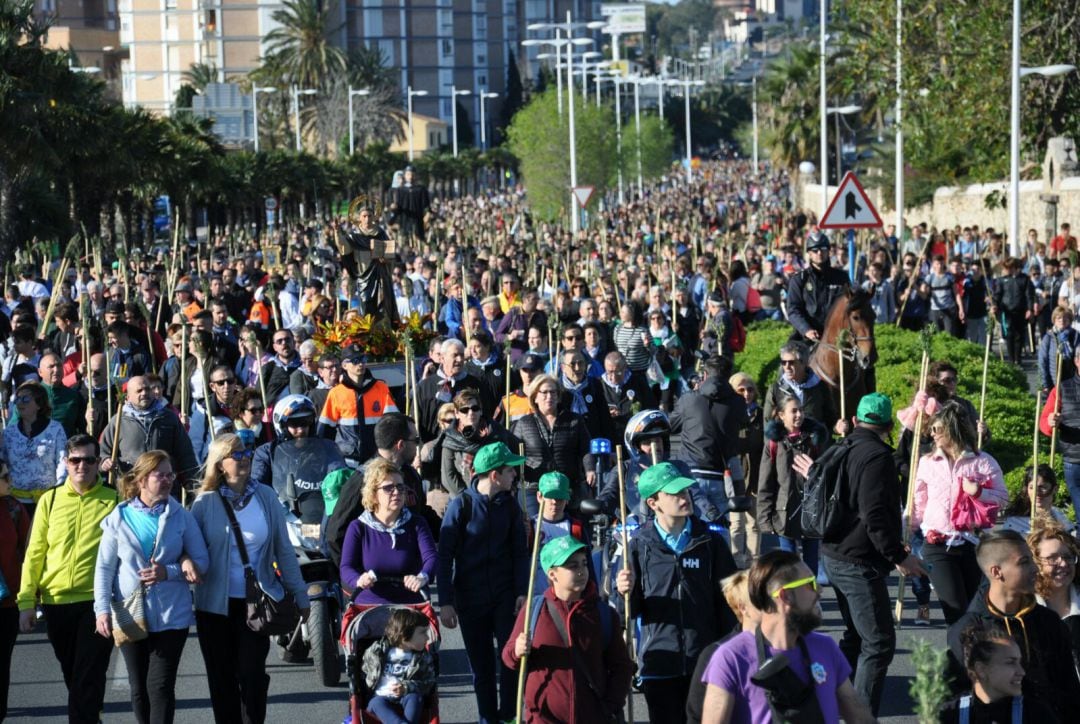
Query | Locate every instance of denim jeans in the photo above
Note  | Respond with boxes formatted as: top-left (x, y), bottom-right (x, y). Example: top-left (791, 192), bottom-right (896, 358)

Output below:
top-left (368, 693), bottom-right (424, 724)
top-left (778, 536), bottom-right (819, 576)
top-left (910, 532), bottom-right (932, 606)
top-left (822, 555), bottom-right (896, 716)
top-left (1064, 461), bottom-right (1080, 516)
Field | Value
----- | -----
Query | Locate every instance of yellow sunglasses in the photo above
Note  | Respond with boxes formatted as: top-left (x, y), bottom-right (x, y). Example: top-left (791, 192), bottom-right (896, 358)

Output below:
top-left (772, 575), bottom-right (818, 598)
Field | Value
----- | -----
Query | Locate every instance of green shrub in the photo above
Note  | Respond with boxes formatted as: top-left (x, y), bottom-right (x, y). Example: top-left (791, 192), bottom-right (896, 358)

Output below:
top-left (735, 322), bottom-right (1049, 504)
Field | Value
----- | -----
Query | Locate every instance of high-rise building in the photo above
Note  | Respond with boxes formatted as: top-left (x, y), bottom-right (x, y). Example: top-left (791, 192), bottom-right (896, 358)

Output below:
top-left (34, 0), bottom-right (122, 95)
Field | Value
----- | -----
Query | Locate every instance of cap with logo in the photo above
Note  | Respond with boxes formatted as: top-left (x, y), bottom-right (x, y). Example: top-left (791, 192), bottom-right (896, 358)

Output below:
top-left (473, 441), bottom-right (527, 475)
top-left (540, 535), bottom-right (587, 571)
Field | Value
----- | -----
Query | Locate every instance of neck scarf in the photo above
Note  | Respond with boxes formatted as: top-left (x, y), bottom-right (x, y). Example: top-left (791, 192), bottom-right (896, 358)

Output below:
top-left (219, 479), bottom-right (259, 510)
top-left (359, 508), bottom-right (412, 549)
top-left (130, 496), bottom-right (167, 516)
top-left (561, 374), bottom-right (589, 415)
top-left (436, 368), bottom-right (468, 402)
top-left (123, 397), bottom-right (165, 422)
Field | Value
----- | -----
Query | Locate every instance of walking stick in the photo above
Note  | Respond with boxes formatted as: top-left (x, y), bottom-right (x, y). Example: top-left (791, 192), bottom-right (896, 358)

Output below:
top-left (895, 237), bottom-right (934, 327)
top-left (403, 345), bottom-right (411, 418)
top-left (616, 445), bottom-right (637, 724)
top-left (895, 329), bottom-right (932, 627)
top-left (1050, 351), bottom-right (1063, 467)
top-left (977, 321), bottom-right (993, 450)
top-left (108, 390), bottom-right (125, 488)
top-left (1032, 390), bottom-right (1042, 526)
top-left (179, 324), bottom-right (189, 419)
top-left (503, 347), bottom-right (512, 421)
top-left (514, 445), bottom-right (544, 724)
top-left (837, 329), bottom-right (850, 427)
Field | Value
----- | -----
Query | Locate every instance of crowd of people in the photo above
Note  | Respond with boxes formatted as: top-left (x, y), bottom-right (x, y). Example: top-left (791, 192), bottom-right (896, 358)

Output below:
top-left (1, 157), bottom-right (1079, 724)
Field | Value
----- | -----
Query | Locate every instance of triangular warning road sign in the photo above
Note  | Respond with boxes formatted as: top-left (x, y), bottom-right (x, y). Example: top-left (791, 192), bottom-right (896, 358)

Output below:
top-left (819, 172), bottom-right (883, 229)
top-left (572, 186), bottom-right (595, 208)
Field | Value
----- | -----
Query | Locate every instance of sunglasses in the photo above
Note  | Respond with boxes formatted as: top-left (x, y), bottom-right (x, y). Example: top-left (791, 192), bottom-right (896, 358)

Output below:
top-left (68, 456), bottom-right (100, 465)
top-left (210, 378), bottom-right (236, 386)
top-left (458, 405), bottom-right (482, 413)
top-left (378, 483), bottom-right (406, 495)
top-left (229, 449), bottom-right (255, 461)
top-left (274, 338), bottom-right (293, 345)
top-left (440, 417), bottom-right (455, 424)
top-left (771, 576), bottom-right (818, 598)
top-left (245, 407), bottom-right (265, 415)
top-left (14, 395), bottom-right (32, 404)
top-left (563, 335), bottom-right (582, 342)
top-left (344, 357), bottom-right (366, 365)
top-left (779, 359), bottom-right (798, 367)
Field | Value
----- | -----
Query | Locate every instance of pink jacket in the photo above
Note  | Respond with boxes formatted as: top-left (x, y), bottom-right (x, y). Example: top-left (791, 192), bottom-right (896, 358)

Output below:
top-left (913, 450), bottom-right (1008, 535)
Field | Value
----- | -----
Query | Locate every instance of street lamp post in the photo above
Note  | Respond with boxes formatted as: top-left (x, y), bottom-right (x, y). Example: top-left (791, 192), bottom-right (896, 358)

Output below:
top-left (252, 85), bottom-right (277, 153)
top-left (348, 87), bottom-right (370, 157)
top-left (751, 76), bottom-right (758, 169)
top-left (407, 86), bottom-right (429, 161)
top-left (631, 76), bottom-right (643, 196)
top-left (478, 90), bottom-right (498, 150)
top-left (614, 71), bottom-right (624, 205)
top-left (678, 79), bottom-right (705, 185)
top-left (450, 85), bottom-right (472, 158)
top-left (524, 31), bottom-right (567, 115)
top-left (895, 0), bottom-right (904, 244)
top-left (292, 85), bottom-right (316, 152)
top-left (566, 11), bottom-right (580, 234)
top-left (581, 51), bottom-right (601, 101)
top-left (819, 0), bottom-right (828, 214)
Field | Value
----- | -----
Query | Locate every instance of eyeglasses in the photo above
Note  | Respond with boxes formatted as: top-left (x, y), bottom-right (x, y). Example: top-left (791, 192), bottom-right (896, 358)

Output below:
top-left (563, 335), bottom-right (582, 342)
top-left (68, 456), bottom-right (100, 466)
top-left (344, 357), bottom-right (365, 366)
top-left (1041, 553), bottom-right (1078, 566)
top-left (458, 405), bottom-right (482, 413)
top-left (210, 378), bottom-right (236, 386)
top-left (149, 470), bottom-right (176, 480)
top-left (779, 359), bottom-right (798, 367)
top-left (228, 449), bottom-right (255, 461)
top-left (537, 388), bottom-right (560, 396)
top-left (273, 338), bottom-right (293, 345)
top-left (245, 406), bottom-right (265, 415)
top-left (13, 395), bottom-right (32, 404)
top-left (378, 483), bottom-right (406, 495)
top-left (772, 576), bottom-right (818, 598)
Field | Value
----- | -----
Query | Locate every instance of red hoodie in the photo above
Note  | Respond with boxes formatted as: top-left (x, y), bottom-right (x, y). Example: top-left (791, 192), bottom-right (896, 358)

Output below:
top-left (501, 582), bottom-right (634, 724)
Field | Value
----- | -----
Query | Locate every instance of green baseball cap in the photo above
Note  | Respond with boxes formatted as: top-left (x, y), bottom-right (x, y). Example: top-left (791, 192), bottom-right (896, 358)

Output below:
top-left (539, 535), bottom-right (588, 571)
top-left (472, 441), bottom-right (527, 475)
top-left (637, 462), bottom-right (696, 500)
top-left (537, 472), bottom-right (571, 500)
top-left (856, 392), bottom-right (893, 425)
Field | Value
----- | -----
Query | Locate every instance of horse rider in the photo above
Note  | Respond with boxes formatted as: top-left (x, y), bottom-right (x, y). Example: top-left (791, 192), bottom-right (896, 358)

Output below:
top-left (787, 230), bottom-right (851, 344)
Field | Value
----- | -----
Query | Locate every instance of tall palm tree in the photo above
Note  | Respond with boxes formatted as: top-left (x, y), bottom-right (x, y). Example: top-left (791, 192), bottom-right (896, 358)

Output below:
top-left (263, 0), bottom-right (346, 90)
top-left (758, 43), bottom-right (822, 171)
top-left (182, 62), bottom-right (219, 92)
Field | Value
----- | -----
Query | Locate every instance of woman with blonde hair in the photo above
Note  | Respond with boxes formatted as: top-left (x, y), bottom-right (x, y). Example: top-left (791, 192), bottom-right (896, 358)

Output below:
top-left (190, 434), bottom-right (309, 724)
top-left (339, 456), bottom-right (437, 603)
top-left (93, 450), bottom-right (209, 724)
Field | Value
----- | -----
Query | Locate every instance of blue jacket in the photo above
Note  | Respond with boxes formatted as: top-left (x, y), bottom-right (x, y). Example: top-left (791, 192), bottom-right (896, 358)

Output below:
top-left (93, 498), bottom-right (210, 632)
top-left (437, 479), bottom-right (529, 610)
top-left (1038, 327), bottom-right (1080, 390)
top-left (190, 484), bottom-right (310, 616)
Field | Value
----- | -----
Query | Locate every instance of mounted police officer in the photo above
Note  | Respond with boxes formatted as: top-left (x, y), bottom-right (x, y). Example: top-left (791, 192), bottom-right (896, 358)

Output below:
top-left (786, 230), bottom-right (851, 343)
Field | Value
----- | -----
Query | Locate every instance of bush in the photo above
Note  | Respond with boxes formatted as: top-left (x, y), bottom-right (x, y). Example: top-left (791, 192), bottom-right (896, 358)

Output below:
top-left (734, 322), bottom-right (1047, 503)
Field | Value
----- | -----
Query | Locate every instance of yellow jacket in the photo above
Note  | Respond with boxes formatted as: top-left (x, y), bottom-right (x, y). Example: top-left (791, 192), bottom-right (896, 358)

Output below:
top-left (17, 480), bottom-right (118, 610)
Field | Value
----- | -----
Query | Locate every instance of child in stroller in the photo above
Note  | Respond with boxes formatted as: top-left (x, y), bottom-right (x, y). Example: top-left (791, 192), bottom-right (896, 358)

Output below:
top-left (360, 608), bottom-right (436, 724)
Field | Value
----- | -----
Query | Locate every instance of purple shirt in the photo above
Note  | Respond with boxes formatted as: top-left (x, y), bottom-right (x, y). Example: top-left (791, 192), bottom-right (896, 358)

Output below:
top-left (339, 514), bottom-right (437, 604)
top-left (701, 630), bottom-right (851, 724)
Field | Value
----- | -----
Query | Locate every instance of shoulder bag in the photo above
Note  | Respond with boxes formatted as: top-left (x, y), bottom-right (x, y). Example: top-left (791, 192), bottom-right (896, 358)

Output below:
top-left (111, 515), bottom-right (164, 647)
top-left (218, 493), bottom-right (301, 636)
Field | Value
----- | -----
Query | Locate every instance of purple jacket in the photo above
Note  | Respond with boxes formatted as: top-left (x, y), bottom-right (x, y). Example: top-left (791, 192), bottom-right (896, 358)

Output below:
top-left (339, 512), bottom-right (437, 604)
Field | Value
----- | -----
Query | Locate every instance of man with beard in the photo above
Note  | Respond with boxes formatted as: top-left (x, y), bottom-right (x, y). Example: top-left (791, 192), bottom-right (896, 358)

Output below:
top-left (316, 343), bottom-right (399, 468)
top-left (260, 328), bottom-right (301, 404)
top-left (416, 338), bottom-right (495, 442)
top-left (698, 551), bottom-right (873, 724)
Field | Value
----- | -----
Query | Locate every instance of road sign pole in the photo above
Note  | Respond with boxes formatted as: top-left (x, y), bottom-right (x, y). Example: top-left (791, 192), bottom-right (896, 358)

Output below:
top-left (848, 229), bottom-right (856, 283)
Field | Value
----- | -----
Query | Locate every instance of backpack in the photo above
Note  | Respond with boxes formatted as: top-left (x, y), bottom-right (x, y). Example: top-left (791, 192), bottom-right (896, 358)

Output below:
top-left (727, 315), bottom-right (747, 353)
top-left (528, 594), bottom-right (614, 649)
top-left (745, 286), bottom-right (763, 313)
top-left (799, 436), bottom-right (856, 540)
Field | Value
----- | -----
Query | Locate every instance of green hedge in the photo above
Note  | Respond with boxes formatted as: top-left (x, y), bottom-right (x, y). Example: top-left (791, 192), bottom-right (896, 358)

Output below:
top-left (734, 322), bottom-right (1052, 503)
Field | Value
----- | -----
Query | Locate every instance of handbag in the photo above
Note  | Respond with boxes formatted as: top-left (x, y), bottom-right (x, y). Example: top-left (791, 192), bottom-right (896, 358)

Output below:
top-left (218, 493), bottom-right (301, 636)
top-left (950, 479), bottom-right (1000, 532)
top-left (110, 525), bottom-right (162, 648)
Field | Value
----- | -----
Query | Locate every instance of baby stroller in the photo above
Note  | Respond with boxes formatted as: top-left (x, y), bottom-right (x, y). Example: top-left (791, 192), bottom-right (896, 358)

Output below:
top-left (340, 579), bottom-right (441, 724)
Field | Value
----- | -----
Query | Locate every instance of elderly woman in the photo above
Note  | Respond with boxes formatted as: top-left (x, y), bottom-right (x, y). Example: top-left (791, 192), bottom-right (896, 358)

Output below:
top-left (94, 450), bottom-right (209, 724)
top-left (2, 380), bottom-right (67, 512)
top-left (441, 389), bottom-right (519, 497)
top-left (1029, 522), bottom-right (1080, 672)
top-left (913, 400), bottom-right (1008, 624)
top-left (612, 300), bottom-right (653, 376)
top-left (339, 457), bottom-right (437, 604)
top-left (511, 374), bottom-right (595, 518)
top-left (190, 434), bottom-right (309, 724)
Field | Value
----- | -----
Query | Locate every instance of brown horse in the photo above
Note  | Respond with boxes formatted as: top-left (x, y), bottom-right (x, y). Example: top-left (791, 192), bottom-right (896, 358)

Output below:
top-left (808, 289), bottom-right (878, 420)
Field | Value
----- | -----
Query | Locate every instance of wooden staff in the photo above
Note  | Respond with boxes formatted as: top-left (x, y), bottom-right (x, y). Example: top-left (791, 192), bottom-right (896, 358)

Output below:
top-left (434, 260), bottom-right (442, 323)
top-left (37, 257), bottom-right (69, 340)
top-left (514, 443), bottom-right (543, 723)
top-left (81, 300), bottom-right (93, 434)
top-left (1032, 389), bottom-right (1042, 525)
top-left (411, 352), bottom-right (421, 434)
top-left (1028, 323), bottom-right (1036, 357)
top-left (503, 348), bottom-right (512, 421)
top-left (616, 445), bottom-right (637, 724)
top-left (837, 329), bottom-right (850, 425)
top-left (1050, 351), bottom-right (1063, 467)
top-left (671, 267), bottom-right (678, 333)
top-left (895, 347), bottom-right (930, 628)
top-left (179, 324), bottom-right (189, 419)
top-left (977, 322), bottom-right (993, 450)
top-left (403, 344), bottom-right (411, 417)
top-left (895, 236), bottom-right (934, 327)
top-left (253, 340), bottom-right (270, 417)
top-left (197, 353), bottom-right (215, 443)
top-left (108, 389), bottom-right (124, 488)
top-left (462, 262), bottom-right (471, 346)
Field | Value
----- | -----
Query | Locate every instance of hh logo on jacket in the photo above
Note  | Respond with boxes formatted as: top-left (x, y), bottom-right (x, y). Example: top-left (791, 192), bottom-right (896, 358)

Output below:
top-left (683, 558), bottom-right (700, 569)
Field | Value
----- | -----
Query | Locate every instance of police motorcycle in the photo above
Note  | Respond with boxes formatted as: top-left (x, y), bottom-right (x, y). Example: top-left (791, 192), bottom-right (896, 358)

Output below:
top-left (260, 395), bottom-right (348, 686)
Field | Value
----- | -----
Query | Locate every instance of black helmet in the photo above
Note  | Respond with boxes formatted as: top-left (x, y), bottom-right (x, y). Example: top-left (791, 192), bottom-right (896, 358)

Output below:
top-left (624, 409), bottom-right (671, 457)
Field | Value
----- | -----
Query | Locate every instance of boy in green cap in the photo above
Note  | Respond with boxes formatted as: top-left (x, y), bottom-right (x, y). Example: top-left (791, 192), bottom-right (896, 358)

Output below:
top-left (502, 536), bottom-right (635, 723)
top-left (530, 471), bottom-right (612, 596)
top-left (437, 440), bottom-right (529, 724)
top-left (615, 461), bottom-right (737, 724)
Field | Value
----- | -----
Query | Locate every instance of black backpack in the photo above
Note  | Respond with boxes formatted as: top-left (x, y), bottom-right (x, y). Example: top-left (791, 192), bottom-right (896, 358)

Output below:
top-left (799, 436), bottom-right (856, 540)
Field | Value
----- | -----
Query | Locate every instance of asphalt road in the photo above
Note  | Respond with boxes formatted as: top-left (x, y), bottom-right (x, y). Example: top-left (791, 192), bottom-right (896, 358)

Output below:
top-left (7, 576), bottom-right (943, 723)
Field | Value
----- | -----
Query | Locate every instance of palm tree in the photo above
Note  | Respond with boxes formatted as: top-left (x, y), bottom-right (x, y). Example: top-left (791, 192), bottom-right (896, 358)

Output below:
top-left (758, 43), bottom-right (822, 171)
top-left (263, 0), bottom-right (346, 90)
top-left (182, 62), bottom-right (219, 92)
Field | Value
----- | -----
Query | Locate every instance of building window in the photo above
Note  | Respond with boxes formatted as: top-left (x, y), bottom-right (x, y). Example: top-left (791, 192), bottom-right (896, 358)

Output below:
top-left (442, 39), bottom-right (453, 58)
top-left (165, 0), bottom-right (177, 9)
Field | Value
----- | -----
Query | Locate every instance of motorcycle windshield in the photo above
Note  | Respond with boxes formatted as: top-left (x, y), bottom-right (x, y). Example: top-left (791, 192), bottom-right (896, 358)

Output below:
top-left (272, 438), bottom-right (344, 523)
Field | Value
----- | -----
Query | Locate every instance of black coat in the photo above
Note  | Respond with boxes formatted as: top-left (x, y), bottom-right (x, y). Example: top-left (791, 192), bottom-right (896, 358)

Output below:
top-left (440, 420), bottom-right (520, 497)
top-left (786, 264), bottom-right (850, 339)
top-left (511, 411), bottom-right (595, 504)
top-left (756, 418), bottom-right (830, 538)
top-left (670, 377), bottom-right (747, 474)
top-left (558, 376), bottom-right (614, 442)
top-left (416, 371), bottom-right (496, 443)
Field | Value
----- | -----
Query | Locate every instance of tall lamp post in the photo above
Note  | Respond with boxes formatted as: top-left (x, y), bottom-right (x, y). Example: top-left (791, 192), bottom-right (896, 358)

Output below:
top-left (826, 104), bottom-right (861, 182)
top-left (895, 0), bottom-right (904, 244)
top-left (252, 85), bottom-right (277, 153)
top-left (292, 85), bottom-right (316, 152)
top-left (629, 76), bottom-right (644, 196)
top-left (523, 32), bottom-right (568, 115)
top-left (347, 87), bottom-right (370, 156)
top-left (407, 86), bottom-right (428, 161)
top-left (478, 90), bottom-right (498, 150)
top-left (677, 79), bottom-right (705, 185)
top-left (819, 0), bottom-right (828, 215)
top-left (580, 50), bottom-right (602, 100)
